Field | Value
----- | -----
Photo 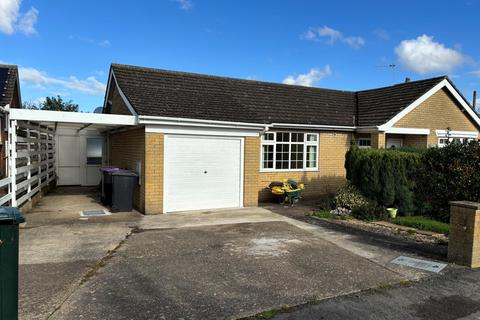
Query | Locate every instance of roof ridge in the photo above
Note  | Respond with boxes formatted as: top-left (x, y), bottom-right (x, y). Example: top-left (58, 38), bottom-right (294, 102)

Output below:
top-left (110, 63), bottom-right (355, 94)
top-left (356, 76), bottom-right (447, 93)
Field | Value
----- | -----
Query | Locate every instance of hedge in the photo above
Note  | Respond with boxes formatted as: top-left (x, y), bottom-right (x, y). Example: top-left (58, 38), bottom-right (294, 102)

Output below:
top-left (345, 141), bottom-right (480, 222)
top-left (345, 144), bottom-right (421, 215)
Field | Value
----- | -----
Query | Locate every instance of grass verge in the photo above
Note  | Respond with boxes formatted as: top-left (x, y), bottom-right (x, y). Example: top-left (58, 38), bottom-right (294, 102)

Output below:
top-left (390, 216), bottom-right (449, 235)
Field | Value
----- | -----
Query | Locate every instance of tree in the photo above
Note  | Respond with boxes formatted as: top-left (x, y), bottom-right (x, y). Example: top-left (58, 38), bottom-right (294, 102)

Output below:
top-left (23, 95), bottom-right (79, 112)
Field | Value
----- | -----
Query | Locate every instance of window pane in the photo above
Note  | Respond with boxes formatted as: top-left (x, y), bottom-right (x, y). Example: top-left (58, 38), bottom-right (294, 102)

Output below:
top-left (263, 132), bottom-right (274, 141)
top-left (290, 144), bottom-right (304, 169)
top-left (262, 145), bottom-right (274, 169)
top-left (306, 134), bottom-right (317, 142)
top-left (306, 145), bottom-right (317, 168)
top-left (87, 138), bottom-right (102, 165)
top-left (275, 144), bottom-right (289, 169)
top-left (277, 132), bottom-right (290, 142)
top-left (291, 133), bottom-right (304, 142)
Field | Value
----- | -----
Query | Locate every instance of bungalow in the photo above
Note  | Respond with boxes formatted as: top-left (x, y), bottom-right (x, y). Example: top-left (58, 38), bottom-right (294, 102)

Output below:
top-left (103, 64), bottom-right (480, 214)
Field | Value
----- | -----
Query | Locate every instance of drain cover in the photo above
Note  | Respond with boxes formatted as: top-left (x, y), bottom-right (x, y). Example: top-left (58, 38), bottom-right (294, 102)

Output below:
top-left (80, 209), bottom-right (110, 217)
top-left (391, 256), bottom-right (447, 273)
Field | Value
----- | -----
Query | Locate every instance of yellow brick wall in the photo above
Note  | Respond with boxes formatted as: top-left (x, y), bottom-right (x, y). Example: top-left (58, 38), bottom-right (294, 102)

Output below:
top-left (402, 134), bottom-right (428, 148)
top-left (448, 202), bottom-right (480, 268)
top-left (394, 88), bottom-right (480, 146)
top-left (371, 132), bottom-right (385, 148)
top-left (144, 133), bottom-right (164, 214)
top-left (108, 128), bottom-right (145, 212)
top-left (257, 131), bottom-right (351, 202)
top-left (244, 136), bottom-right (260, 207)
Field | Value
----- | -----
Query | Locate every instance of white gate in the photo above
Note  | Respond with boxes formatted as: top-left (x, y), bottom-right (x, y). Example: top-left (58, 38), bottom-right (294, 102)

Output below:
top-left (3, 119), bottom-right (56, 207)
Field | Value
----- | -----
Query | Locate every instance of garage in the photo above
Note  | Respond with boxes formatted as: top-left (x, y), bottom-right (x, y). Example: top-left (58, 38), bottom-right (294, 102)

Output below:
top-left (164, 135), bottom-right (244, 213)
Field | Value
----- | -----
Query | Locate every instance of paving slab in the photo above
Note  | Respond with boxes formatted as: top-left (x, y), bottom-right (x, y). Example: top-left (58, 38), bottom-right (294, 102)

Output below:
top-left (51, 221), bottom-right (404, 320)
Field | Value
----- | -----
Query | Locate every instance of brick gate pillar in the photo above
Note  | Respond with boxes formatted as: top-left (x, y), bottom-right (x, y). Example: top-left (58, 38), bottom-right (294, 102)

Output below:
top-left (448, 201), bottom-right (480, 268)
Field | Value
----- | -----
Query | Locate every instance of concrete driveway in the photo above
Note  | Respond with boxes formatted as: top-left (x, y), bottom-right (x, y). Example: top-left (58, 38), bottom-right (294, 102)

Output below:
top-left (19, 191), bottom-right (447, 319)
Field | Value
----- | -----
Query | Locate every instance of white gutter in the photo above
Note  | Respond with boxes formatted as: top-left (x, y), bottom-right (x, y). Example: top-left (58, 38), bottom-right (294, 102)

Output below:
top-left (270, 123), bottom-right (356, 132)
top-left (138, 115), bottom-right (266, 130)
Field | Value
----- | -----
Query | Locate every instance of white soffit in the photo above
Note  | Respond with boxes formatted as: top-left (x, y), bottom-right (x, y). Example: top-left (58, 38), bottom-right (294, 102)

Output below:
top-left (384, 127), bottom-right (430, 135)
top-left (435, 129), bottom-right (478, 138)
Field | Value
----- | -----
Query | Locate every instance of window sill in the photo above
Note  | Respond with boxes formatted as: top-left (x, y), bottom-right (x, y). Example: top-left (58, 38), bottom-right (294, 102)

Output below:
top-left (259, 168), bottom-right (319, 173)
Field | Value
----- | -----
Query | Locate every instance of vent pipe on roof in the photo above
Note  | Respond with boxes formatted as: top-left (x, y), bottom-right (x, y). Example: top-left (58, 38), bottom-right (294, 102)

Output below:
top-left (473, 90), bottom-right (477, 110)
top-left (405, 77), bottom-right (411, 83)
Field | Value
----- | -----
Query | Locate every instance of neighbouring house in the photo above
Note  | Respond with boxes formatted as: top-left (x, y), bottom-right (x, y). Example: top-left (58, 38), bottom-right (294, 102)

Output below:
top-left (0, 65), bottom-right (21, 178)
top-left (103, 64), bottom-right (480, 214)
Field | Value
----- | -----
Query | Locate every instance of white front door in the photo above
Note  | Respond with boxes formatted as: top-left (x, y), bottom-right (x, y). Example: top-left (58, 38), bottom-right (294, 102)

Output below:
top-left (164, 135), bottom-right (243, 213)
top-left (386, 138), bottom-right (403, 149)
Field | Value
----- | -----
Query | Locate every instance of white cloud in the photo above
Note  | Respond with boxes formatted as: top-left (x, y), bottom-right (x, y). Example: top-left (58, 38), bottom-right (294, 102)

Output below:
top-left (0, 0), bottom-right (38, 35)
top-left (68, 35), bottom-right (112, 48)
top-left (395, 35), bottom-right (465, 74)
top-left (374, 29), bottom-right (390, 41)
top-left (19, 66), bottom-right (106, 95)
top-left (17, 6), bottom-right (38, 34)
top-left (303, 26), bottom-right (365, 48)
top-left (469, 70), bottom-right (480, 77)
top-left (282, 65), bottom-right (332, 87)
top-left (175, 0), bottom-right (193, 10)
top-left (0, 0), bottom-right (20, 34)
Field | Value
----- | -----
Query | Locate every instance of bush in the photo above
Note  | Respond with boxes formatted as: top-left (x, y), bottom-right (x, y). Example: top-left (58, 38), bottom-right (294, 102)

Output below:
top-left (345, 144), bottom-right (421, 215)
top-left (351, 202), bottom-right (388, 221)
top-left (334, 182), bottom-right (369, 210)
top-left (415, 141), bottom-right (480, 222)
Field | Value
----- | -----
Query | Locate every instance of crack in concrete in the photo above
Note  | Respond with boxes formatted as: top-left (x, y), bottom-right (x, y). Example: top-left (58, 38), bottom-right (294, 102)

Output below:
top-left (45, 227), bottom-right (134, 319)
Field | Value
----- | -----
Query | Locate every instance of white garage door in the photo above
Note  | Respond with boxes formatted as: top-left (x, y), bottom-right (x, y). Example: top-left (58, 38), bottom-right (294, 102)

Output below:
top-left (164, 135), bottom-right (243, 213)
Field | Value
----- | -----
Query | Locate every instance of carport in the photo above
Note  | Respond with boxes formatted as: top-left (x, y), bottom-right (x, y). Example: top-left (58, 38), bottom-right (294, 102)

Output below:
top-left (2, 108), bottom-right (136, 207)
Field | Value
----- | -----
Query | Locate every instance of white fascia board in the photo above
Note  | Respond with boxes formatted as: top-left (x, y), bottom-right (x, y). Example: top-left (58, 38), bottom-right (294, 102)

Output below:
top-left (138, 115), bottom-right (266, 130)
top-left (435, 129), bottom-right (478, 138)
top-left (269, 123), bottom-right (356, 131)
top-left (145, 124), bottom-right (260, 137)
top-left (380, 79), bottom-right (480, 130)
top-left (111, 70), bottom-right (138, 116)
top-left (9, 108), bottom-right (137, 126)
top-left (384, 127), bottom-right (430, 135)
top-left (102, 70), bottom-right (114, 111)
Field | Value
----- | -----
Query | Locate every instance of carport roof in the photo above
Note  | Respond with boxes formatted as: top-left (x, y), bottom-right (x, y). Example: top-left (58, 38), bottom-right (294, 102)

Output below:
top-left (9, 108), bottom-right (137, 129)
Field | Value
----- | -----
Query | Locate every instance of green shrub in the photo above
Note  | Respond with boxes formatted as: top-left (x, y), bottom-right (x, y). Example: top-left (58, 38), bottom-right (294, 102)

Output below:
top-left (334, 182), bottom-right (369, 210)
top-left (345, 144), bottom-right (421, 215)
top-left (415, 141), bottom-right (480, 222)
top-left (351, 202), bottom-right (388, 221)
top-left (391, 216), bottom-right (449, 235)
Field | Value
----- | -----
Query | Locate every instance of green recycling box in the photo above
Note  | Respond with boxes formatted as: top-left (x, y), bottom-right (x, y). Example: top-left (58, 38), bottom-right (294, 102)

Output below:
top-left (0, 207), bottom-right (25, 320)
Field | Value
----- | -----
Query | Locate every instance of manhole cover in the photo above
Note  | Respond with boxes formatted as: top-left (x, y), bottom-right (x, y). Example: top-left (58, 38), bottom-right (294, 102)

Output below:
top-left (391, 256), bottom-right (447, 273)
top-left (80, 209), bottom-right (110, 217)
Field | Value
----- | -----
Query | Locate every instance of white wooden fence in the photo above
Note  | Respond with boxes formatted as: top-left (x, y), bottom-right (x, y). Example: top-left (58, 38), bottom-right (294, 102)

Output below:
top-left (1, 119), bottom-right (56, 207)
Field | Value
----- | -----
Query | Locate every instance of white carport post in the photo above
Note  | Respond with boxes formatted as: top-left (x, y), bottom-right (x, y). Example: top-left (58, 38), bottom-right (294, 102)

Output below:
top-left (8, 118), bottom-right (17, 207)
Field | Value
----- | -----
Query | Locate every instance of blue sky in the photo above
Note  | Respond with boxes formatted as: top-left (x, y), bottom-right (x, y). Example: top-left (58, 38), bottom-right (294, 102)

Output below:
top-left (1, 0), bottom-right (480, 112)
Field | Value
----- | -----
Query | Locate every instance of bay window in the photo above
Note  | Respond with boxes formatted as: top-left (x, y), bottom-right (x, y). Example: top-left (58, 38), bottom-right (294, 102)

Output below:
top-left (261, 132), bottom-right (318, 171)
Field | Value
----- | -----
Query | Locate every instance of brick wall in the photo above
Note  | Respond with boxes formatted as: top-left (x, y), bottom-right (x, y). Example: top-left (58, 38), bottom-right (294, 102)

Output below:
top-left (371, 132), bottom-right (385, 148)
top-left (244, 136), bottom-right (260, 206)
top-left (144, 133), bottom-right (164, 214)
top-left (256, 131), bottom-right (351, 202)
top-left (394, 88), bottom-right (480, 146)
top-left (108, 128), bottom-right (145, 212)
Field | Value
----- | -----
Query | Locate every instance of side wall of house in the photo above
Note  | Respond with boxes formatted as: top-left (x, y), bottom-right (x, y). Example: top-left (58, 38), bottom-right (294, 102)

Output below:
top-left (393, 88), bottom-right (480, 146)
top-left (108, 128), bottom-right (145, 212)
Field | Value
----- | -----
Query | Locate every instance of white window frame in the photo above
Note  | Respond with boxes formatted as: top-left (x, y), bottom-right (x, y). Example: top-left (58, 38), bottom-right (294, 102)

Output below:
top-left (260, 132), bottom-right (319, 172)
top-left (357, 138), bottom-right (371, 149)
top-left (438, 137), bottom-right (474, 148)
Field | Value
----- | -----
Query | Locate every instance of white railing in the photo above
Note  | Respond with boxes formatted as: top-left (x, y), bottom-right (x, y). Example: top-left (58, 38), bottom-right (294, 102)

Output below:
top-left (3, 119), bottom-right (56, 207)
